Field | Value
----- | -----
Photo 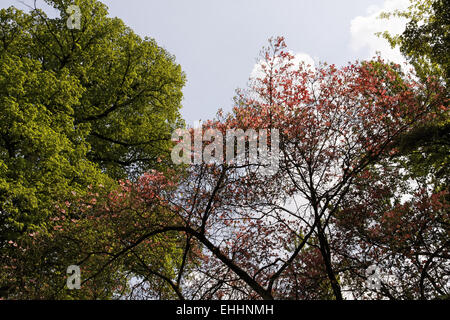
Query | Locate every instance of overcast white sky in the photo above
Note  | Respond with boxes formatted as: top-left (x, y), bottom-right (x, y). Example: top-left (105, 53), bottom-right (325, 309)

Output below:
top-left (4, 0), bottom-right (411, 124)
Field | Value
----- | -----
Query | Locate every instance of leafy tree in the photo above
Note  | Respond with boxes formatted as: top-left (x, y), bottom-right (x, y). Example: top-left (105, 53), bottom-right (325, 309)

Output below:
top-left (3, 174), bottom-right (188, 299)
top-left (380, 0), bottom-right (449, 84)
top-left (333, 163), bottom-right (449, 299)
top-left (53, 38), bottom-right (444, 300)
top-left (332, 1), bottom-right (449, 298)
top-left (0, 0), bottom-right (185, 298)
top-left (0, 7), bottom-right (109, 252)
top-left (379, 0), bottom-right (449, 190)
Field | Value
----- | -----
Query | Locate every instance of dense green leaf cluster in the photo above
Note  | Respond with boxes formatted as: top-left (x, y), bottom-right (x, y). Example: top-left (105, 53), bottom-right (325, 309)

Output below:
top-left (0, 0), bottom-right (185, 298)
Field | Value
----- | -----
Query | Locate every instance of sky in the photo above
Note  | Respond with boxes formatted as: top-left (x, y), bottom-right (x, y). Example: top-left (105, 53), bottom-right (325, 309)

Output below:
top-left (4, 0), bottom-right (411, 125)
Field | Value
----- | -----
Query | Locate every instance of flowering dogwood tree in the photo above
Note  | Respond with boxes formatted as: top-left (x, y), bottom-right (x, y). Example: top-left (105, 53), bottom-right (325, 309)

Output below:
top-left (4, 37), bottom-right (446, 300)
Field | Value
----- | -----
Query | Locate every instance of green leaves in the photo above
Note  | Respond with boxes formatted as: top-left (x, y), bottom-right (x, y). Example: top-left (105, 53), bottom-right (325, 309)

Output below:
top-left (379, 0), bottom-right (449, 192)
top-left (0, 0), bottom-right (185, 298)
top-left (380, 0), bottom-right (449, 83)
top-left (0, 52), bottom-right (90, 237)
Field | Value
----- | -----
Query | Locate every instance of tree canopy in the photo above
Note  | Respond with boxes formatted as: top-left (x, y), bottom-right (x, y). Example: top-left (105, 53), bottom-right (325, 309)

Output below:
top-left (0, 0), bottom-right (448, 300)
top-left (380, 0), bottom-right (449, 191)
top-left (0, 0), bottom-right (185, 298)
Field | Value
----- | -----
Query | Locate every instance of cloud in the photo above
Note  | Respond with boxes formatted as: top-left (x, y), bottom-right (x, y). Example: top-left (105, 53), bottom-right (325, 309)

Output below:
top-left (290, 52), bottom-right (316, 71)
top-left (350, 0), bottom-right (410, 64)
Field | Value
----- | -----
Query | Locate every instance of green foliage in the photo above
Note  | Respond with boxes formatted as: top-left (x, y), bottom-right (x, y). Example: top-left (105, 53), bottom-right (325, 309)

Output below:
top-left (379, 0), bottom-right (449, 83)
top-left (395, 116), bottom-right (449, 189)
top-left (0, 0), bottom-right (185, 299)
top-left (379, 0), bottom-right (449, 190)
top-left (0, 41), bottom-right (108, 241)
